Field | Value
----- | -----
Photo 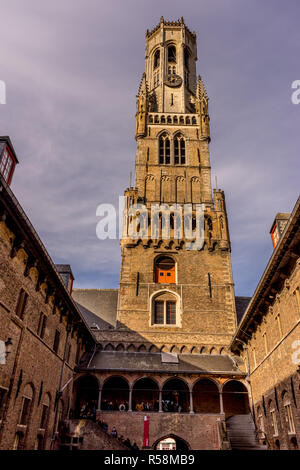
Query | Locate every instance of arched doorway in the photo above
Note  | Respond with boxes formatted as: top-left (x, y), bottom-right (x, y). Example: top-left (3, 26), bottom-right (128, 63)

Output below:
top-left (75, 375), bottom-right (99, 419)
top-left (162, 379), bottom-right (189, 412)
top-left (193, 379), bottom-right (220, 413)
top-left (154, 434), bottom-right (190, 451)
top-left (223, 380), bottom-right (250, 415)
top-left (101, 376), bottom-right (129, 411)
top-left (132, 378), bottom-right (159, 412)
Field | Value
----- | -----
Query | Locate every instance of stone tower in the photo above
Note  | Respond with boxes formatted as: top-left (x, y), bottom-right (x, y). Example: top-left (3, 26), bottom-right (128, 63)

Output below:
top-left (117, 17), bottom-right (237, 354)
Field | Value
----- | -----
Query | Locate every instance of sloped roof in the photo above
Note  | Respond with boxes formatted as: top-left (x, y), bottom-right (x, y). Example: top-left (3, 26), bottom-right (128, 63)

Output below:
top-left (235, 296), bottom-right (251, 324)
top-left (72, 289), bottom-right (118, 329)
top-left (80, 351), bottom-right (243, 375)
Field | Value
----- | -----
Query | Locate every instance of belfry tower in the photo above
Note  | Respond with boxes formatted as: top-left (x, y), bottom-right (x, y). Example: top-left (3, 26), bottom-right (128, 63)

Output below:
top-left (117, 17), bottom-right (237, 354)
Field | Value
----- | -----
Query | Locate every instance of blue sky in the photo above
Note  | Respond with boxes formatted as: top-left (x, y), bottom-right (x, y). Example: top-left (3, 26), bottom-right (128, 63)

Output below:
top-left (0, 0), bottom-right (299, 296)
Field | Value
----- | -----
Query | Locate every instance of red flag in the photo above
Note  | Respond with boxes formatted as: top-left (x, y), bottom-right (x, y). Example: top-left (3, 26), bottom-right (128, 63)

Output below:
top-left (143, 415), bottom-right (150, 447)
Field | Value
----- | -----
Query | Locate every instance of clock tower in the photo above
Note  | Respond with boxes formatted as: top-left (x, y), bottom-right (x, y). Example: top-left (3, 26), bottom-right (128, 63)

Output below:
top-left (117, 17), bottom-right (237, 355)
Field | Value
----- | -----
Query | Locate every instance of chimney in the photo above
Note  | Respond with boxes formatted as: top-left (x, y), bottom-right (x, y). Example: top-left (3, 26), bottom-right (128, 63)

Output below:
top-left (270, 213), bottom-right (290, 249)
top-left (55, 264), bottom-right (74, 294)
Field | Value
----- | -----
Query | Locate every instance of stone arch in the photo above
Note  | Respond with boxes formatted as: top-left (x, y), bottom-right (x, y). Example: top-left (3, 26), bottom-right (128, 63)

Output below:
top-left (153, 434), bottom-right (190, 451)
top-left (138, 344), bottom-right (147, 353)
top-left (132, 377), bottom-right (159, 411)
top-left (222, 380), bottom-right (250, 416)
top-left (210, 347), bottom-right (217, 355)
top-left (193, 378), bottom-right (220, 413)
top-left (101, 376), bottom-right (129, 411)
top-left (180, 346), bottom-right (188, 354)
top-left (220, 347), bottom-right (226, 355)
top-left (162, 378), bottom-right (189, 412)
top-left (160, 345), bottom-right (168, 352)
top-left (74, 374), bottom-right (99, 418)
top-left (104, 343), bottom-right (114, 351)
top-left (149, 344), bottom-right (159, 353)
top-left (127, 344), bottom-right (136, 352)
top-left (191, 346), bottom-right (198, 354)
top-left (170, 345), bottom-right (179, 353)
top-left (116, 344), bottom-right (125, 352)
top-left (200, 346), bottom-right (207, 354)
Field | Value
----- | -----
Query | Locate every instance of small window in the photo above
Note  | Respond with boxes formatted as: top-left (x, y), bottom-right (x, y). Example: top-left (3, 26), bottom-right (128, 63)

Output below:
top-left (184, 49), bottom-right (189, 69)
top-left (174, 134), bottom-right (185, 165)
top-left (37, 313), bottom-right (47, 339)
top-left (155, 256), bottom-right (175, 283)
top-left (53, 330), bottom-right (60, 354)
top-left (154, 49), bottom-right (160, 69)
top-left (40, 404), bottom-right (48, 429)
top-left (0, 148), bottom-right (14, 183)
top-left (66, 343), bottom-right (71, 363)
top-left (0, 387), bottom-right (7, 421)
top-left (19, 385), bottom-right (33, 426)
top-left (159, 133), bottom-right (170, 165)
top-left (15, 289), bottom-right (28, 320)
top-left (168, 46), bottom-right (176, 63)
top-left (153, 295), bottom-right (177, 326)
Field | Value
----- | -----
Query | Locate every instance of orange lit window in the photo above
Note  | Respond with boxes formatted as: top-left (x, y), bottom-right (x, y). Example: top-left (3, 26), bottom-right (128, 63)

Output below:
top-left (155, 256), bottom-right (175, 283)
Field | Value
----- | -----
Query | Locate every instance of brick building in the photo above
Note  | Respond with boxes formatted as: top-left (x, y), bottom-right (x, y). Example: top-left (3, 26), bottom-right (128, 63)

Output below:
top-left (230, 198), bottom-right (300, 450)
top-left (0, 18), bottom-right (298, 451)
top-left (0, 141), bottom-right (95, 449)
top-left (69, 18), bottom-right (257, 450)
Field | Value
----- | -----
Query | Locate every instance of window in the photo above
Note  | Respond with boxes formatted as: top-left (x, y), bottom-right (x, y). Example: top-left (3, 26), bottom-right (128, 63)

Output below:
top-left (159, 133), bottom-right (170, 164)
top-left (154, 73), bottom-right (159, 88)
top-left (40, 394), bottom-right (50, 429)
top-left (66, 343), bottom-right (71, 363)
top-left (174, 134), bottom-right (185, 165)
top-left (153, 49), bottom-right (160, 69)
top-left (152, 292), bottom-right (178, 326)
top-left (75, 341), bottom-right (81, 364)
top-left (155, 256), bottom-right (175, 283)
top-left (257, 406), bottom-right (264, 433)
top-left (0, 387), bottom-right (7, 421)
top-left (168, 46), bottom-right (176, 63)
top-left (283, 393), bottom-right (295, 434)
top-left (0, 148), bottom-right (14, 183)
top-left (53, 330), bottom-right (60, 353)
top-left (270, 405), bottom-right (278, 436)
top-left (19, 384), bottom-right (33, 426)
top-left (15, 289), bottom-right (28, 320)
top-left (184, 49), bottom-right (189, 69)
top-left (37, 313), bottom-right (47, 339)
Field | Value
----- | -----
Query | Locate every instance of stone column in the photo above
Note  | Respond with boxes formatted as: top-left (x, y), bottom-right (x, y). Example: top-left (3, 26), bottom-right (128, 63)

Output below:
top-left (219, 391), bottom-right (224, 414)
top-left (129, 387), bottom-right (133, 412)
top-left (189, 390), bottom-right (194, 414)
top-left (97, 388), bottom-right (102, 411)
top-left (159, 390), bottom-right (163, 413)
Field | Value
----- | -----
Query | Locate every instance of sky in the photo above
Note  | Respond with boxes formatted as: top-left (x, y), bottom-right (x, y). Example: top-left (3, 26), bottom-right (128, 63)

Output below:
top-left (0, 0), bottom-right (299, 296)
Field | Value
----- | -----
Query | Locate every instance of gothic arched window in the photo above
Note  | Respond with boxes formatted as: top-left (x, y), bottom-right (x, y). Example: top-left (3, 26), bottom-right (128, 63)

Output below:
top-left (152, 291), bottom-right (178, 326)
top-left (174, 134), bottom-right (185, 165)
top-left (159, 133), bottom-right (170, 164)
top-left (154, 49), bottom-right (160, 69)
top-left (168, 45), bottom-right (176, 63)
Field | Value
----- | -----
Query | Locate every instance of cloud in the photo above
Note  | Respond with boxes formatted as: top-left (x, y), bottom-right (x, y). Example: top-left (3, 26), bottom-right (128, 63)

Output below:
top-left (0, 0), bottom-right (299, 296)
